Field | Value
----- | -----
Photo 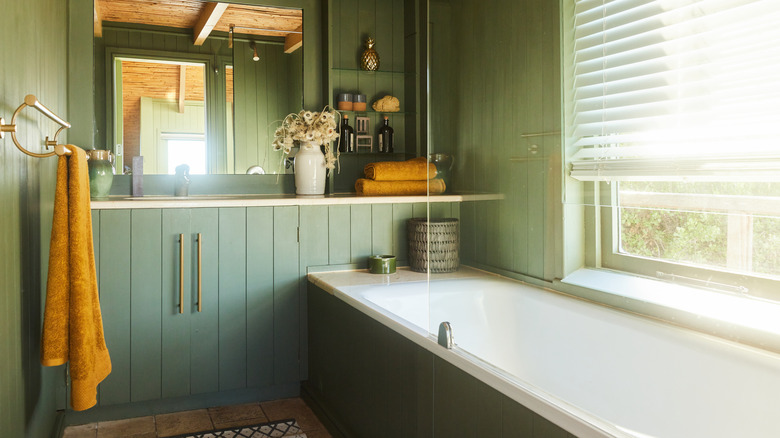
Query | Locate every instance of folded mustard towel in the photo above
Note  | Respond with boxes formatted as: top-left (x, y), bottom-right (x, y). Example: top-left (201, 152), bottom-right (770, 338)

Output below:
top-left (355, 178), bottom-right (446, 196)
top-left (41, 145), bottom-right (111, 411)
top-left (364, 157), bottom-right (438, 181)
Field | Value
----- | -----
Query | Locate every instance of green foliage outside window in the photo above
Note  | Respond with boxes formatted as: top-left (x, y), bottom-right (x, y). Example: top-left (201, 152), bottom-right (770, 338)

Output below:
top-left (618, 181), bottom-right (780, 277)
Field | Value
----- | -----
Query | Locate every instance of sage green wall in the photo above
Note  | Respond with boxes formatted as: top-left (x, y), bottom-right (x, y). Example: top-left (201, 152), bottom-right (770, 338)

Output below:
top-left (233, 41), bottom-right (302, 174)
top-left (0, 0), bottom-right (67, 436)
top-left (429, 0), bottom-right (561, 282)
top-left (327, 0), bottom-right (422, 192)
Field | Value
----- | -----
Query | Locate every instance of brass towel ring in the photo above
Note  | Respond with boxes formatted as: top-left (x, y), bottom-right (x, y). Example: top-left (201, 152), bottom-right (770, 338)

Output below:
top-left (0, 94), bottom-right (71, 158)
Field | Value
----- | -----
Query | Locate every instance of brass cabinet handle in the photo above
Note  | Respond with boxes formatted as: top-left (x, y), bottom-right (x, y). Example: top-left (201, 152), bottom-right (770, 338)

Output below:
top-left (178, 233), bottom-right (184, 314)
top-left (197, 233), bottom-right (202, 312)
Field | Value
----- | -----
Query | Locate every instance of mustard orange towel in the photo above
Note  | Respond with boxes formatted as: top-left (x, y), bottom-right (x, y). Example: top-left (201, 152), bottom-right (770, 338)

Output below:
top-left (41, 145), bottom-right (111, 411)
top-left (355, 178), bottom-right (446, 196)
top-left (364, 157), bottom-right (438, 181)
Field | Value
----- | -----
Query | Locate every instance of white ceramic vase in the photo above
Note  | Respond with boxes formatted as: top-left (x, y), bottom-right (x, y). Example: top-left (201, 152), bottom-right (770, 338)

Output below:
top-left (294, 142), bottom-right (327, 195)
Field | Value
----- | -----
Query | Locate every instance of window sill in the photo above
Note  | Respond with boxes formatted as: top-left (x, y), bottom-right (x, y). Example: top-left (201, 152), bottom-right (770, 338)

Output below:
top-left (558, 268), bottom-right (780, 355)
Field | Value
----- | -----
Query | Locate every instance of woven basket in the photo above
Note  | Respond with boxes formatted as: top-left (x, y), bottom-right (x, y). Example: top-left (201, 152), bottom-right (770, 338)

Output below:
top-left (407, 218), bottom-right (460, 273)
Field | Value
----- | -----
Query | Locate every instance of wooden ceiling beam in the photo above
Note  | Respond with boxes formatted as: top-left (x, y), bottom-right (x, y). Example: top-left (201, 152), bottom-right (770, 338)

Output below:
top-left (284, 25), bottom-right (303, 54)
top-left (178, 65), bottom-right (186, 113)
top-left (193, 2), bottom-right (229, 46)
top-left (94, 0), bottom-right (103, 37)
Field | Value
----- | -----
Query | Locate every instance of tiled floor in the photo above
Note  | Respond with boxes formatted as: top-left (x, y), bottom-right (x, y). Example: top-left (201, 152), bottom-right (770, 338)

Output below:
top-left (61, 398), bottom-right (332, 438)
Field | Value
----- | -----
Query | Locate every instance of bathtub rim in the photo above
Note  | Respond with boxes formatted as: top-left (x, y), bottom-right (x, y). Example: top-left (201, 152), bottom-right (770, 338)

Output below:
top-left (308, 267), bottom-right (630, 438)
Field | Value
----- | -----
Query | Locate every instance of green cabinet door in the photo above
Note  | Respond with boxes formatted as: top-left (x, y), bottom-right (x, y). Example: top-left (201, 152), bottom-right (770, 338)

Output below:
top-left (161, 208), bottom-right (220, 398)
top-left (190, 209), bottom-right (220, 395)
top-left (161, 209), bottom-right (194, 398)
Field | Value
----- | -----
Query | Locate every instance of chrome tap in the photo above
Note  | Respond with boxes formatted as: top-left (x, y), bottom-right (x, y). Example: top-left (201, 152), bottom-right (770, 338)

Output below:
top-left (438, 321), bottom-right (453, 349)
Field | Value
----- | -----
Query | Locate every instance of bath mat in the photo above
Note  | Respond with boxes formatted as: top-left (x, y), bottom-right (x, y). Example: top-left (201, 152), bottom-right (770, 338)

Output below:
top-left (169, 419), bottom-right (307, 438)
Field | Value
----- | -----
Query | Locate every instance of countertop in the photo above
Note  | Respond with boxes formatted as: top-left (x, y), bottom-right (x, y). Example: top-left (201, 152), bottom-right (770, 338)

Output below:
top-left (307, 266), bottom-right (493, 295)
top-left (90, 193), bottom-right (503, 209)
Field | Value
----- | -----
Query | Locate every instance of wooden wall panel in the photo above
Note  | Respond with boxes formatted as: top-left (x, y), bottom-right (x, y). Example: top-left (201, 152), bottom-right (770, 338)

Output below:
top-left (232, 41), bottom-right (301, 174)
top-left (429, 0), bottom-right (560, 281)
top-left (0, 0), bottom-right (67, 433)
top-left (330, 0), bottom-right (415, 188)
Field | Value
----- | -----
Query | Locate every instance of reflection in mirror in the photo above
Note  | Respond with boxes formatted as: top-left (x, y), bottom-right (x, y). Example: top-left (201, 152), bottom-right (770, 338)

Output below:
top-left (232, 39), bottom-right (303, 175)
top-left (115, 58), bottom-right (207, 174)
top-left (95, 0), bottom-right (303, 174)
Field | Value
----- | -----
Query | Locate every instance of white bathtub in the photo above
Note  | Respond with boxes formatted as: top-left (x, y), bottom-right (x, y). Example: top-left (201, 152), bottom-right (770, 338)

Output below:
top-left (327, 272), bottom-right (780, 438)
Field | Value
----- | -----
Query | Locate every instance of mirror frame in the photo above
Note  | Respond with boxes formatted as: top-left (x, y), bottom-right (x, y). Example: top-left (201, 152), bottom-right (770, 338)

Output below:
top-left (70, 0), bottom-right (323, 181)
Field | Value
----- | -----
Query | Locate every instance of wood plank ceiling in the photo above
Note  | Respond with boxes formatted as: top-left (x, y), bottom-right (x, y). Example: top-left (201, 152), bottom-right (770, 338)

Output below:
top-left (94, 0), bottom-right (303, 51)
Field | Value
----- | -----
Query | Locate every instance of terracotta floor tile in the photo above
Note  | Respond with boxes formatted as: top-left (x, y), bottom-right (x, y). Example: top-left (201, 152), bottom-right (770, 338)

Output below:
top-left (260, 398), bottom-right (326, 432)
top-left (155, 409), bottom-right (213, 437)
top-left (302, 428), bottom-right (333, 438)
top-left (62, 423), bottom-right (97, 438)
top-left (96, 416), bottom-right (155, 438)
top-left (208, 402), bottom-right (268, 429)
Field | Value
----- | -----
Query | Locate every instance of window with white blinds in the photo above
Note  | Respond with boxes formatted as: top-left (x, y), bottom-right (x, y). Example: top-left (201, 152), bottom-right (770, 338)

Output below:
top-left (564, 0), bottom-right (780, 182)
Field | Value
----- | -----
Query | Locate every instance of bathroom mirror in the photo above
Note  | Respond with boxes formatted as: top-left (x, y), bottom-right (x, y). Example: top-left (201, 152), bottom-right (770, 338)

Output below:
top-left (95, 0), bottom-right (303, 175)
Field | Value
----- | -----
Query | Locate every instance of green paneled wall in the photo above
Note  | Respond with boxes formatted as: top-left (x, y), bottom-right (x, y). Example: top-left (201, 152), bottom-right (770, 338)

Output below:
top-left (429, 0), bottom-right (561, 282)
top-left (0, 0), bottom-right (67, 435)
top-left (233, 41), bottom-right (302, 175)
top-left (328, 0), bottom-right (422, 192)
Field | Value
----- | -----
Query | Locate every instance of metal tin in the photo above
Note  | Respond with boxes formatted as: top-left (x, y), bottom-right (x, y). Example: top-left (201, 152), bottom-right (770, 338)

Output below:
top-left (353, 94), bottom-right (367, 111)
top-left (368, 254), bottom-right (396, 274)
top-left (337, 93), bottom-right (354, 111)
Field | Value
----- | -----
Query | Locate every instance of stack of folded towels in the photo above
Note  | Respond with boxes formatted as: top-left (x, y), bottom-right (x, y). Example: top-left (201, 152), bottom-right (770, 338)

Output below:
top-left (355, 157), bottom-right (446, 196)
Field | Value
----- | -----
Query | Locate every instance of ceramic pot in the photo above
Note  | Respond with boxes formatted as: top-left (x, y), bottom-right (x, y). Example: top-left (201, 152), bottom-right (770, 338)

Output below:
top-left (294, 142), bottom-right (326, 195)
top-left (87, 149), bottom-right (114, 198)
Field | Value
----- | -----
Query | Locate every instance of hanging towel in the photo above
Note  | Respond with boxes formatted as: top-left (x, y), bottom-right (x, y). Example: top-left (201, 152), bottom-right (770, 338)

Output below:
top-left (363, 157), bottom-right (438, 181)
top-left (41, 145), bottom-right (111, 411)
top-left (355, 178), bottom-right (446, 196)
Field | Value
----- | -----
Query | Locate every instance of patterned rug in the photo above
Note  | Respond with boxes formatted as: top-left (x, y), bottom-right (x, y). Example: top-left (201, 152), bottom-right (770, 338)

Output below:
top-left (169, 419), bottom-right (307, 438)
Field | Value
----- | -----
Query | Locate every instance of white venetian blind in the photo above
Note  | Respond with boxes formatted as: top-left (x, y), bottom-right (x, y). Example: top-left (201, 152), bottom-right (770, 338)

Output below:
top-left (565, 0), bottom-right (780, 181)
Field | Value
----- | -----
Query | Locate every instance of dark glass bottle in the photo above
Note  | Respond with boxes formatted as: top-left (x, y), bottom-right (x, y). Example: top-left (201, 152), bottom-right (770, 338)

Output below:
top-left (339, 114), bottom-right (354, 153)
top-left (378, 116), bottom-right (394, 153)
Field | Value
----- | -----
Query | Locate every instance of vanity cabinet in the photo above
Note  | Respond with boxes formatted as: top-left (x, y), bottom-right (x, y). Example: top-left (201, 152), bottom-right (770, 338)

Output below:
top-left (90, 206), bottom-right (300, 408)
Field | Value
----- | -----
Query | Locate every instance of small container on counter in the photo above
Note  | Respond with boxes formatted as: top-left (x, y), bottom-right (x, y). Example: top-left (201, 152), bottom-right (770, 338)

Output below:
top-left (368, 255), bottom-right (396, 274)
top-left (353, 94), bottom-right (367, 112)
top-left (337, 93), bottom-right (354, 111)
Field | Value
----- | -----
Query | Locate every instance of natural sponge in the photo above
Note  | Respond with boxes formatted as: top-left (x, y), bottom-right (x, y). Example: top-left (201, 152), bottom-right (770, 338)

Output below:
top-left (371, 95), bottom-right (400, 112)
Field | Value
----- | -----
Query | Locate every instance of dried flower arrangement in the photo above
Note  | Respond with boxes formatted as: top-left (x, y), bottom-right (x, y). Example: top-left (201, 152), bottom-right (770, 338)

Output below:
top-left (272, 106), bottom-right (341, 170)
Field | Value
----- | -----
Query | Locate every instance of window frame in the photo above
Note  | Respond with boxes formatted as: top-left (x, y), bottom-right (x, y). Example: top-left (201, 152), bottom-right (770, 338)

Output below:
top-left (593, 180), bottom-right (779, 299)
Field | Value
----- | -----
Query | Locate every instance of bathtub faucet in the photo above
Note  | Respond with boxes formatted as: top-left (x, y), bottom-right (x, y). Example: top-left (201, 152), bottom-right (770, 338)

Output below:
top-left (438, 321), bottom-right (453, 349)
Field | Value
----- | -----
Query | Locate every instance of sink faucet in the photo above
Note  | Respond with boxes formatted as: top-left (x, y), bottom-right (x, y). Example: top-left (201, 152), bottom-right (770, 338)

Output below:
top-left (174, 164), bottom-right (191, 197)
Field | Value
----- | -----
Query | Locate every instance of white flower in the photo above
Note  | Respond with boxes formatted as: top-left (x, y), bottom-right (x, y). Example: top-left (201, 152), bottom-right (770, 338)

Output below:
top-left (272, 106), bottom-right (342, 171)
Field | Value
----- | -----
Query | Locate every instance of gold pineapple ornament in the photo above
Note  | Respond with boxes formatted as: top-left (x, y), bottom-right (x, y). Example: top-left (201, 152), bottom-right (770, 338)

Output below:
top-left (360, 37), bottom-right (380, 71)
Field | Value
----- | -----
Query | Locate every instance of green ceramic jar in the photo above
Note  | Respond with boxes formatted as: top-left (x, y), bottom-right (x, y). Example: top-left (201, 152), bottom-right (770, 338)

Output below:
top-left (87, 149), bottom-right (114, 199)
top-left (369, 255), bottom-right (396, 274)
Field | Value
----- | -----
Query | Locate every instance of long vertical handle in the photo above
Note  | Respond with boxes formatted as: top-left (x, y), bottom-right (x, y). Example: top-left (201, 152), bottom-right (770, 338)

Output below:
top-left (179, 233), bottom-right (184, 314)
top-left (197, 233), bottom-right (202, 312)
